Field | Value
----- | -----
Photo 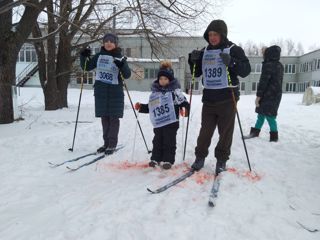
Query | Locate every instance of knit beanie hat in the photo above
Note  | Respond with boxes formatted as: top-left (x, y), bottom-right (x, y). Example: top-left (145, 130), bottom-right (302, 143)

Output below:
top-left (157, 60), bottom-right (174, 81)
top-left (103, 33), bottom-right (119, 46)
top-left (203, 19), bottom-right (228, 43)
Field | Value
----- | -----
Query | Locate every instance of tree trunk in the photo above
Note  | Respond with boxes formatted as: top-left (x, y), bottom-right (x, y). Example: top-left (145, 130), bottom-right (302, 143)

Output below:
top-left (0, 0), bottom-right (50, 123)
top-left (43, 0), bottom-right (60, 110)
top-left (56, 37), bottom-right (72, 108)
top-left (0, 1), bottom-right (15, 123)
top-left (56, 0), bottom-right (72, 108)
top-left (0, 54), bottom-right (16, 124)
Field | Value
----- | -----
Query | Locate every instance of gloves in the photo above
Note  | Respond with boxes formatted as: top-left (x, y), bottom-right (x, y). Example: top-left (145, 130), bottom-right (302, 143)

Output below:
top-left (255, 97), bottom-right (261, 107)
top-left (134, 102), bottom-right (141, 110)
top-left (219, 53), bottom-right (231, 66)
top-left (179, 108), bottom-right (188, 117)
top-left (114, 56), bottom-right (127, 69)
top-left (188, 50), bottom-right (202, 64)
top-left (80, 47), bottom-right (91, 58)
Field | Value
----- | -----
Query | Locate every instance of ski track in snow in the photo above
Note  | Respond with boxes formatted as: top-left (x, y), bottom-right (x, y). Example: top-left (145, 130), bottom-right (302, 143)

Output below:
top-left (0, 89), bottom-right (319, 240)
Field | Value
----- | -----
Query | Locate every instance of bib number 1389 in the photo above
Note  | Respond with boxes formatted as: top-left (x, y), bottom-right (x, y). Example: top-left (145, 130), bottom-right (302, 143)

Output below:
top-left (205, 67), bottom-right (222, 78)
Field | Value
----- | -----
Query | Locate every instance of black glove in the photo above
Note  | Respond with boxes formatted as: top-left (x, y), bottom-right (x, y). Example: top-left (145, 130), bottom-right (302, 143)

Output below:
top-left (80, 47), bottom-right (91, 58)
top-left (189, 50), bottom-right (202, 64)
top-left (114, 56), bottom-right (127, 69)
top-left (219, 53), bottom-right (231, 66)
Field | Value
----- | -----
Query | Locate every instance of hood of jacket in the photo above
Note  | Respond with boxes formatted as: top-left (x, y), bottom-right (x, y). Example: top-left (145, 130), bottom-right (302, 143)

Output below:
top-left (264, 45), bottom-right (281, 62)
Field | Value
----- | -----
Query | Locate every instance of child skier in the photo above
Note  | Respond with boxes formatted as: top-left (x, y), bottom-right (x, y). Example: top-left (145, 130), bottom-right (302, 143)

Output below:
top-left (80, 32), bottom-right (131, 154)
top-left (135, 61), bottom-right (190, 170)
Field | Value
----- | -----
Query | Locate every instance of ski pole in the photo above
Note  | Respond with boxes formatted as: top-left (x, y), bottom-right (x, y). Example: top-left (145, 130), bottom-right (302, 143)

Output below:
top-left (120, 72), bottom-right (152, 154)
top-left (182, 63), bottom-right (196, 161)
top-left (227, 67), bottom-right (252, 172)
top-left (68, 59), bottom-right (88, 152)
top-left (181, 114), bottom-right (185, 162)
top-left (131, 111), bottom-right (139, 162)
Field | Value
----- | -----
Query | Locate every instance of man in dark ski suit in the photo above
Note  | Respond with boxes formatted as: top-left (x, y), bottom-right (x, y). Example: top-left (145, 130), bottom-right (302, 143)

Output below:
top-left (188, 19), bottom-right (251, 175)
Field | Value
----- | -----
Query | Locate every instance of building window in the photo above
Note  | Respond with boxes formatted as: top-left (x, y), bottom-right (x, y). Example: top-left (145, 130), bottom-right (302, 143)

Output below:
top-left (19, 51), bottom-right (25, 62)
top-left (317, 59), bottom-right (320, 70)
top-left (18, 45), bottom-right (37, 62)
top-left (298, 82), bottom-right (310, 92)
top-left (76, 71), bottom-right (94, 84)
top-left (313, 80), bottom-right (320, 87)
top-left (255, 64), bottom-right (262, 73)
top-left (125, 48), bottom-right (131, 57)
top-left (252, 82), bottom-right (257, 91)
top-left (285, 82), bottom-right (296, 92)
top-left (240, 82), bottom-right (245, 91)
top-left (251, 65), bottom-right (255, 73)
top-left (284, 64), bottom-right (296, 74)
top-left (144, 68), bottom-right (159, 79)
top-left (94, 47), bottom-right (100, 54)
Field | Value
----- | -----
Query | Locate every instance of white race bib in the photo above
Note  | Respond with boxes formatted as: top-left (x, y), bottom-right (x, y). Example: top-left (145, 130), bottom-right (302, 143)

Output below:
top-left (202, 47), bottom-right (231, 89)
top-left (95, 55), bottom-right (119, 84)
top-left (149, 92), bottom-right (177, 128)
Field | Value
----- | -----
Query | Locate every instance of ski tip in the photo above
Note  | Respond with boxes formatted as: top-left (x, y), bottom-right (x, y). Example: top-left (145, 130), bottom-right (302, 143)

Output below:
top-left (147, 188), bottom-right (156, 194)
top-left (66, 166), bottom-right (76, 171)
top-left (48, 162), bottom-right (58, 168)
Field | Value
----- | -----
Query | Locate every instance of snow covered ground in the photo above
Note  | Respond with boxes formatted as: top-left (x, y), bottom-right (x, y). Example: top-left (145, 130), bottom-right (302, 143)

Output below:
top-left (0, 87), bottom-right (319, 240)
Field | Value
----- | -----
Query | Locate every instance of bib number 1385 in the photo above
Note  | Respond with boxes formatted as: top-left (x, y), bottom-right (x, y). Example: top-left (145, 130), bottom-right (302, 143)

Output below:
top-left (153, 104), bottom-right (170, 117)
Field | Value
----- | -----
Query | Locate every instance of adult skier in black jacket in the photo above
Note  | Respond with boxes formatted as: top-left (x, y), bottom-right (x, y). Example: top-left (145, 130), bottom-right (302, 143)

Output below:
top-left (188, 19), bottom-right (251, 175)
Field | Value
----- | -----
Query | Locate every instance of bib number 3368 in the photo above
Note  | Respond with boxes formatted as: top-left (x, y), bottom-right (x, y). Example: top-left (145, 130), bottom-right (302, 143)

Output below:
top-left (99, 72), bottom-right (113, 81)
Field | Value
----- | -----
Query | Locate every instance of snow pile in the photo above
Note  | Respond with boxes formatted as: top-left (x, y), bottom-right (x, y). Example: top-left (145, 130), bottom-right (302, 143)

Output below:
top-left (302, 87), bottom-right (320, 105)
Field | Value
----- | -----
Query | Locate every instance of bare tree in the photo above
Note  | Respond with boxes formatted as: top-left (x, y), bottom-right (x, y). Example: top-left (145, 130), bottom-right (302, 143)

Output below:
top-left (29, 0), bottom-right (217, 110)
top-left (285, 39), bottom-right (295, 56)
top-left (240, 38), bottom-right (305, 57)
top-left (244, 40), bottom-right (259, 56)
top-left (295, 42), bottom-right (304, 56)
top-left (0, 0), bottom-right (50, 124)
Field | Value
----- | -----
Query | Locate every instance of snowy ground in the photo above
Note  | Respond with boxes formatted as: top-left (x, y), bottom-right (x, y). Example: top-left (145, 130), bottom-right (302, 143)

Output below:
top-left (0, 87), bottom-right (319, 240)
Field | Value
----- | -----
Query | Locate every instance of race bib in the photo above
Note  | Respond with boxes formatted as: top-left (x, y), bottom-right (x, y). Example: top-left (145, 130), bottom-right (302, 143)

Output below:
top-left (95, 55), bottom-right (119, 84)
top-left (202, 47), bottom-right (231, 89)
top-left (149, 92), bottom-right (177, 128)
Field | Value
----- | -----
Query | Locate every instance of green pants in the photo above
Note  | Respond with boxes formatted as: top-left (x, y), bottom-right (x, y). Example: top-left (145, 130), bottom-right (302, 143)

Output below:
top-left (255, 114), bottom-right (278, 132)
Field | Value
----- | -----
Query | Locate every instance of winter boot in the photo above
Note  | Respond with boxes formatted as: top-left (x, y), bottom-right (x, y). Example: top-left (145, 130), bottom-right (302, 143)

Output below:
top-left (243, 127), bottom-right (260, 139)
top-left (161, 162), bottom-right (172, 170)
top-left (270, 131), bottom-right (278, 142)
top-left (97, 145), bottom-right (107, 153)
top-left (191, 158), bottom-right (205, 171)
top-left (215, 160), bottom-right (226, 175)
top-left (105, 147), bottom-right (116, 155)
top-left (149, 160), bottom-right (160, 168)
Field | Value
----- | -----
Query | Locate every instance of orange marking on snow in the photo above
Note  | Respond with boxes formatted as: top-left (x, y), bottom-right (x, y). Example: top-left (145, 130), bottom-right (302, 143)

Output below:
top-left (192, 172), bottom-right (214, 185)
top-left (103, 160), bottom-right (150, 170)
top-left (226, 168), bottom-right (262, 182)
top-left (227, 167), bottom-right (237, 173)
top-left (99, 161), bottom-right (191, 173)
top-left (242, 171), bottom-right (262, 182)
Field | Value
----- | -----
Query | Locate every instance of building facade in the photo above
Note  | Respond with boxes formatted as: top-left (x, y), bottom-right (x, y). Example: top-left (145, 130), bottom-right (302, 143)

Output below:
top-left (16, 36), bottom-right (320, 94)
